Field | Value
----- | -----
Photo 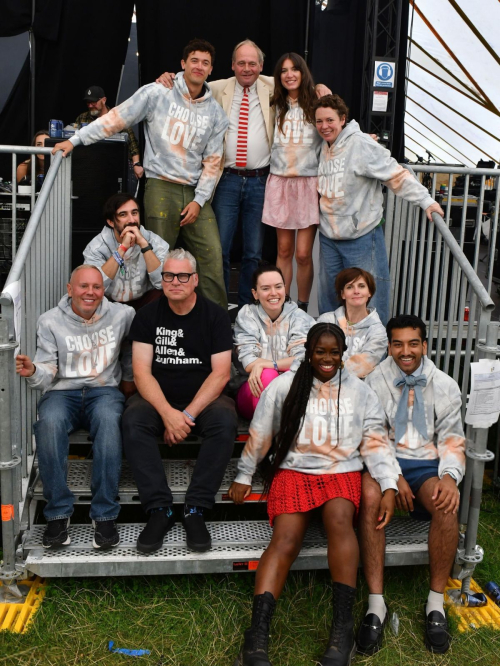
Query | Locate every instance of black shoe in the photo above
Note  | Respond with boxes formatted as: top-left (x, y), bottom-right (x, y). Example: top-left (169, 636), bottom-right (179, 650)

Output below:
top-left (233, 592), bottom-right (276, 666)
top-left (92, 519), bottom-right (120, 549)
top-left (137, 507), bottom-right (175, 553)
top-left (43, 518), bottom-right (71, 548)
top-left (424, 605), bottom-right (451, 654)
top-left (319, 582), bottom-right (357, 666)
top-left (182, 505), bottom-right (211, 552)
top-left (356, 607), bottom-right (388, 655)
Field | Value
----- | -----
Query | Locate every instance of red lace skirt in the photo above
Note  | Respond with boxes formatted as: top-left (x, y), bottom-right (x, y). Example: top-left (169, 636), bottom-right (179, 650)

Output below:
top-left (267, 469), bottom-right (362, 526)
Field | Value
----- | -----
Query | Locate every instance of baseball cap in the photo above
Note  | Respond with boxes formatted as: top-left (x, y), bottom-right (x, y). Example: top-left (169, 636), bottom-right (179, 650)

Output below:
top-left (83, 86), bottom-right (105, 102)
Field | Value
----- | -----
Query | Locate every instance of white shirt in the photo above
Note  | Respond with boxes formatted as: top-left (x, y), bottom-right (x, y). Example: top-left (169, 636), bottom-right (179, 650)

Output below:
top-left (225, 81), bottom-right (270, 170)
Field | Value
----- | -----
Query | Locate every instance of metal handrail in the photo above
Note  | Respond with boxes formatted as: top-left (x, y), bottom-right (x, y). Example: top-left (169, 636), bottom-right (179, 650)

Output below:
top-left (0, 146), bottom-right (54, 155)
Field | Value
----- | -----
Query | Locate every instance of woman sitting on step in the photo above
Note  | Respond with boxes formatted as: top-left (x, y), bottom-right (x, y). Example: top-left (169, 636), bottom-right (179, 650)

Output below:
top-left (318, 267), bottom-right (388, 379)
top-left (229, 322), bottom-right (399, 666)
top-left (234, 263), bottom-right (314, 421)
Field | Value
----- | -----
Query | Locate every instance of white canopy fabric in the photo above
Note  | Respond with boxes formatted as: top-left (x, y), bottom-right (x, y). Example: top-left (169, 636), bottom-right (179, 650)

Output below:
top-left (405, 0), bottom-right (500, 167)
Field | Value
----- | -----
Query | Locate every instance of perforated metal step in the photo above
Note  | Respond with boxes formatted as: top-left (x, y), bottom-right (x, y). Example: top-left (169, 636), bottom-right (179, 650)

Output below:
top-left (32, 459), bottom-right (264, 504)
top-left (22, 518), bottom-right (430, 577)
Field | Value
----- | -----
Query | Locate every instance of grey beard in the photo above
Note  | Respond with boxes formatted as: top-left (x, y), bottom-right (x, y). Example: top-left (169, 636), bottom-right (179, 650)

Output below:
top-left (89, 109), bottom-right (99, 117)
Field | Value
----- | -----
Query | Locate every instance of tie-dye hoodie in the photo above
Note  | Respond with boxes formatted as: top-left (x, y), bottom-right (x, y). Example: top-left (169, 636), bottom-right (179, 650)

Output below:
top-left (69, 74), bottom-right (229, 208)
top-left (26, 295), bottom-right (135, 394)
top-left (317, 120), bottom-right (436, 240)
top-left (317, 306), bottom-right (387, 378)
top-left (270, 99), bottom-right (323, 177)
top-left (83, 225), bottom-right (169, 303)
top-left (234, 301), bottom-right (315, 369)
top-left (234, 367), bottom-right (399, 492)
top-left (365, 356), bottom-right (465, 482)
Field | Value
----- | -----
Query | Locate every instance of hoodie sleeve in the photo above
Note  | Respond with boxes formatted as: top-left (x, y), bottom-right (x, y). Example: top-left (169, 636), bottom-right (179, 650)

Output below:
top-left (145, 230), bottom-right (170, 289)
top-left (345, 323), bottom-right (388, 379)
top-left (359, 385), bottom-right (399, 492)
top-left (82, 237), bottom-right (113, 290)
top-left (434, 380), bottom-right (466, 483)
top-left (70, 85), bottom-right (156, 148)
top-left (234, 388), bottom-right (282, 485)
top-left (26, 317), bottom-right (59, 392)
top-left (193, 108), bottom-right (229, 207)
top-left (286, 310), bottom-right (314, 360)
top-left (358, 139), bottom-right (435, 211)
top-left (119, 306), bottom-right (136, 382)
top-left (234, 306), bottom-right (263, 369)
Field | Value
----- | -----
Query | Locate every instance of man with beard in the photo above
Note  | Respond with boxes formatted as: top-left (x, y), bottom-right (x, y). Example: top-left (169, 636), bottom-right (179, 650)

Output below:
top-left (75, 86), bottom-right (143, 177)
top-left (83, 193), bottom-right (169, 310)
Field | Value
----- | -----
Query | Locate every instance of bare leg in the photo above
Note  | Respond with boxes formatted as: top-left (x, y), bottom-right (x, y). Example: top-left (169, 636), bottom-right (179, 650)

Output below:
top-left (254, 512), bottom-right (309, 599)
top-left (358, 472), bottom-right (385, 594)
top-left (416, 477), bottom-right (459, 593)
top-left (295, 226), bottom-right (317, 303)
top-left (322, 497), bottom-right (358, 586)
top-left (276, 229), bottom-right (295, 295)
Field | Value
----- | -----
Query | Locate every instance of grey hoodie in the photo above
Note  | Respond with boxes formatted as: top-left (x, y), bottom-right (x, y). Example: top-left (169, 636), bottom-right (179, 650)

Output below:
top-left (235, 367), bottom-right (399, 492)
top-left (27, 295), bottom-right (135, 393)
top-left (70, 74), bottom-right (229, 208)
top-left (317, 306), bottom-right (387, 378)
top-left (317, 120), bottom-right (436, 240)
top-left (83, 225), bottom-right (169, 302)
top-left (365, 356), bottom-right (466, 482)
top-left (234, 301), bottom-right (315, 370)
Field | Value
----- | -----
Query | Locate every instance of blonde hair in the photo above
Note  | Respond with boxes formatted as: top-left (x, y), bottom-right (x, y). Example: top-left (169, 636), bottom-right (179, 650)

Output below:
top-left (232, 39), bottom-right (265, 64)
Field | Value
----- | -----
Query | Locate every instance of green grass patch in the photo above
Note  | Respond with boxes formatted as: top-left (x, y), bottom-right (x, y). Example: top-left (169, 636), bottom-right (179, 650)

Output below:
top-left (2, 487), bottom-right (500, 666)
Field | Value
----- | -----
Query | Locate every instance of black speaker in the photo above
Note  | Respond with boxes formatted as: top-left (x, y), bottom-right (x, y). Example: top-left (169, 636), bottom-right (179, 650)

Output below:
top-left (45, 138), bottom-right (129, 268)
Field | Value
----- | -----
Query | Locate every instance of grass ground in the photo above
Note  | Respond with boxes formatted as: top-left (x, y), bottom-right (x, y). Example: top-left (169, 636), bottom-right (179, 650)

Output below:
top-left (1, 486), bottom-right (500, 666)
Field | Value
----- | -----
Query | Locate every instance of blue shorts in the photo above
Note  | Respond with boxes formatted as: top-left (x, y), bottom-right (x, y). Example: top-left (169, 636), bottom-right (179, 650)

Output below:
top-left (397, 457), bottom-right (439, 495)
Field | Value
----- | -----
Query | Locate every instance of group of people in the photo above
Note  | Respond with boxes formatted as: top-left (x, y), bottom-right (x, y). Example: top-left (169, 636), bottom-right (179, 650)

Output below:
top-left (15, 35), bottom-right (465, 666)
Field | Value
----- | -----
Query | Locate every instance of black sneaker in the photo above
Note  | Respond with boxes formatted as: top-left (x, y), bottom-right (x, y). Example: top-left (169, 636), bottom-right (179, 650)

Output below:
top-left (137, 507), bottom-right (175, 554)
top-left (43, 518), bottom-right (71, 548)
top-left (92, 519), bottom-right (120, 549)
top-left (424, 605), bottom-right (451, 654)
top-left (182, 505), bottom-right (211, 552)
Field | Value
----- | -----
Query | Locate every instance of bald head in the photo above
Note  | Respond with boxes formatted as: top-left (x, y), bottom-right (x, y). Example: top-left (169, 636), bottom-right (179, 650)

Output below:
top-left (67, 265), bottom-right (104, 320)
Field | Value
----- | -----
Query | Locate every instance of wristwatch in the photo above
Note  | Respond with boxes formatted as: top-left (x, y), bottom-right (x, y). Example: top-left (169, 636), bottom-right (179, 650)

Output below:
top-left (140, 244), bottom-right (153, 254)
top-left (133, 162), bottom-right (143, 168)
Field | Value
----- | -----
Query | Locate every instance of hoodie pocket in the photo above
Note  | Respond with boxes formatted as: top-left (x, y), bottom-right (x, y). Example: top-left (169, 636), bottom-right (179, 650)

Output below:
top-left (329, 215), bottom-right (358, 239)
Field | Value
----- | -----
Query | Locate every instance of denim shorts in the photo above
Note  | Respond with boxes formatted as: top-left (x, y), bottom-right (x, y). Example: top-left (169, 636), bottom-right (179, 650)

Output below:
top-left (397, 457), bottom-right (440, 495)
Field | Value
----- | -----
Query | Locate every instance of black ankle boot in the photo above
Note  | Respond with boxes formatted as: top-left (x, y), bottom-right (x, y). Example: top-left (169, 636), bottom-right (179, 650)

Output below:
top-left (233, 592), bottom-right (276, 666)
top-left (319, 582), bottom-right (357, 666)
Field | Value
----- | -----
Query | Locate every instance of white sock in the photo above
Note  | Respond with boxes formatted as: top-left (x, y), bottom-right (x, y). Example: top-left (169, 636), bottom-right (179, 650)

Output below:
top-left (426, 590), bottom-right (445, 616)
top-left (366, 594), bottom-right (387, 622)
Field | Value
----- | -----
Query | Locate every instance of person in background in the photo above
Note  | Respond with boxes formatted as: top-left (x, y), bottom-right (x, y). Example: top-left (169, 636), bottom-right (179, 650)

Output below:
top-left (318, 267), bottom-right (387, 378)
top-left (229, 322), bottom-right (398, 666)
top-left (83, 193), bottom-right (169, 309)
top-left (359, 315), bottom-right (465, 655)
top-left (16, 130), bottom-right (49, 185)
top-left (234, 264), bottom-right (314, 420)
top-left (263, 53), bottom-right (323, 313)
top-left (75, 86), bottom-right (143, 178)
top-left (314, 94), bottom-right (444, 325)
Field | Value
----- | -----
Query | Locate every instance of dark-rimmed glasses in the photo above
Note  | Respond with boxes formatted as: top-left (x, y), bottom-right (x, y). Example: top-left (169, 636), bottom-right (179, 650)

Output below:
top-left (161, 272), bottom-right (195, 283)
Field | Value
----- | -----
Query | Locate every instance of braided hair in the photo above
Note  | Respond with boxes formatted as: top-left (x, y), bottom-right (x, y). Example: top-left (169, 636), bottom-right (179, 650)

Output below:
top-left (262, 322), bottom-right (347, 493)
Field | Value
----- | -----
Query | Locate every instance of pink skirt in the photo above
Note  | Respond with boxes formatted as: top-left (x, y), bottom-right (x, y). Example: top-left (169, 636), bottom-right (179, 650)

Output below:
top-left (262, 174), bottom-right (320, 230)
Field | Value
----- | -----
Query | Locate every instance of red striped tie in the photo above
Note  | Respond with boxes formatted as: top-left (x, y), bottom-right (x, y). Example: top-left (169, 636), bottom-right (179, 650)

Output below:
top-left (235, 86), bottom-right (249, 168)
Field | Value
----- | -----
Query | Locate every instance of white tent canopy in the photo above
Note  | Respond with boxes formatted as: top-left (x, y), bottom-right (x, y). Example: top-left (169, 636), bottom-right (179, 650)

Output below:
top-left (405, 0), bottom-right (500, 167)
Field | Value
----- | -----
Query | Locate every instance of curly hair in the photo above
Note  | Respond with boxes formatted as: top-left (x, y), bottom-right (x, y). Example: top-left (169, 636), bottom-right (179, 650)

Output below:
top-left (271, 52), bottom-right (316, 133)
top-left (313, 93), bottom-right (349, 124)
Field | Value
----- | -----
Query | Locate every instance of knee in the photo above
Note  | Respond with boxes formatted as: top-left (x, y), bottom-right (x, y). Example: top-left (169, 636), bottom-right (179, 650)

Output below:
top-left (277, 243), bottom-right (293, 261)
top-left (269, 532), bottom-right (303, 560)
top-left (360, 474), bottom-right (382, 512)
top-left (295, 251), bottom-right (312, 267)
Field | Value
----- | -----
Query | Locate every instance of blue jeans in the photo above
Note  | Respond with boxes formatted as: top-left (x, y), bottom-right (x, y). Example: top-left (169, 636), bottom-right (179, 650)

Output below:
top-left (318, 225), bottom-right (391, 325)
top-left (212, 171), bottom-right (267, 307)
top-left (33, 387), bottom-right (125, 522)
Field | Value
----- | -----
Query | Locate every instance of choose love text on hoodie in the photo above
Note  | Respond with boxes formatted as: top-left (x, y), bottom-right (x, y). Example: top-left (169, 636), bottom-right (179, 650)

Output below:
top-left (234, 301), bottom-right (315, 370)
top-left (26, 295), bottom-right (135, 393)
top-left (234, 368), bottom-right (399, 492)
top-left (318, 306), bottom-right (387, 378)
top-left (70, 74), bottom-right (229, 208)
top-left (317, 120), bottom-right (436, 240)
top-left (365, 356), bottom-right (466, 482)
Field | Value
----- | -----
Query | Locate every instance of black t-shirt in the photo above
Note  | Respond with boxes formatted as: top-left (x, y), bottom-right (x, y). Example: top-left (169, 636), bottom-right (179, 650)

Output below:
top-left (129, 294), bottom-right (232, 409)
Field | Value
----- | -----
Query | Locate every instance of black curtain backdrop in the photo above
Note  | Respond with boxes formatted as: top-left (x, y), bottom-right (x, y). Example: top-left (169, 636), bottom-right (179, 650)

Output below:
top-left (0, 0), bottom-right (134, 179)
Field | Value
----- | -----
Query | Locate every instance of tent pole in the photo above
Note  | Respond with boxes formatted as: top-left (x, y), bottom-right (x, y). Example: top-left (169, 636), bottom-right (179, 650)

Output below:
top-left (29, 0), bottom-right (35, 139)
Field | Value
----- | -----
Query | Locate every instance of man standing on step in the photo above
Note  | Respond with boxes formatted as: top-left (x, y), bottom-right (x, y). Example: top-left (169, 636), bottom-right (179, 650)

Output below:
top-left (358, 314), bottom-right (465, 655)
top-left (16, 265), bottom-right (135, 550)
top-left (123, 248), bottom-right (237, 553)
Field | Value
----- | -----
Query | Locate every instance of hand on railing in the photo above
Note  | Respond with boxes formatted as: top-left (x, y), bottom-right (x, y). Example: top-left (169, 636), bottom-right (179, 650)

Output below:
top-left (16, 354), bottom-right (35, 378)
top-left (426, 202), bottom-right (444, 221)
top-left (51, 140), bottom-right (74, 157)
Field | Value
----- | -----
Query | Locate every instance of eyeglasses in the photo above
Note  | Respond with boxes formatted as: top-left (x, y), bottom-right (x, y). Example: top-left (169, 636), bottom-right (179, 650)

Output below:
top-left (161, 272), bottom-right (195, 283)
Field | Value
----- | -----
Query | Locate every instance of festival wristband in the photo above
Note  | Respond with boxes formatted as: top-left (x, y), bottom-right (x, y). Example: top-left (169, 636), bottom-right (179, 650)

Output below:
top-left (183, 409), bottom-right (196, 423)
top-left (273, 361), bottom-right (279, 372)
top-left (113, 250), bottom-right (124, 267)
top-left (118, 244), bottom-right (128, 253)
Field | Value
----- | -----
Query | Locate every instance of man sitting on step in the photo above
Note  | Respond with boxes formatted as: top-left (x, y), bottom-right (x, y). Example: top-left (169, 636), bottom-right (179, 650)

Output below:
top-left (123, 248), bottom-right (237, 553)
top-left (16, 265), bottom-right (135, 550)
top-left (358, 314), bottom-right (465, 655)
